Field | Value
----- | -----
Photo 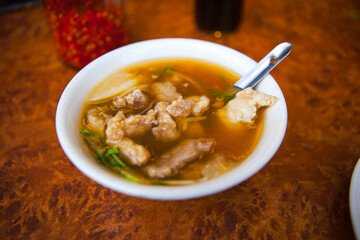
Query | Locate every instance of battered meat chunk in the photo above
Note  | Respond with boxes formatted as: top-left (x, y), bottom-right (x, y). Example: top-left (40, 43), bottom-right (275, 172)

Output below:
top-left (122, 110), bottom-right (157, 137)
top-left (187, 95), bottom-right (210, 116)
top-left (86, 107), bottom-right (111, 137)
top-left (225, 87), bottom-right (278, 123)
top-left (105, 111), bottom-right (126, 143)
top-left (113, 89), bottom-right (148, 109)
top-left (154, 101), bottom-right (169, 112)
top-left (113, 96), bottom-right (127, 108)
top-left (105, 111), bottom-right (151, 165)
top-left (124, 89), bottom-right (148, 108)
top-left (152, 102), bottom-right (180, 141)
top-left (147, 138), bottom-right (215, 178)
top-left (151, 81), bottom-right (181, 103)
top-left (112, 138), bottom-right (151, 166)
top-left (166, 96), bottom-right (192, 118)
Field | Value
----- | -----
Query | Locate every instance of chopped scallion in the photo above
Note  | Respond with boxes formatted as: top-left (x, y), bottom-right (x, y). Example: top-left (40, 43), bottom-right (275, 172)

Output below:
top-left (104, 147), bottom-right (129, 170)
top-left (220, 75), bottom-right (229, 84)
top-left (80, 128), bottom-right (105, 143)
top-left (96, 151), bottom-right (105, 165)
top-left (152, 67), bottom-right (177, 77)
top-left (119, 173), bottom-right (137, 182)
top-left (209, 89), bottom-right (235, 103)
top-left (163, 67), bottom-right (176, 72)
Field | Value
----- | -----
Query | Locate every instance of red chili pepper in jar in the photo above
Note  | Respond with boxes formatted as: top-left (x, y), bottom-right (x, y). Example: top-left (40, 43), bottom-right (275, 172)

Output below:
top-left (43, 0), bottom-right (129, 68)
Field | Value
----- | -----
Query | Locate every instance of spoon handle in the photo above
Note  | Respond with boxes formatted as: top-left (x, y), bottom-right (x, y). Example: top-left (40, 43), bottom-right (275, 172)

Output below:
top-left (234, 42), bottom-right (292, 90)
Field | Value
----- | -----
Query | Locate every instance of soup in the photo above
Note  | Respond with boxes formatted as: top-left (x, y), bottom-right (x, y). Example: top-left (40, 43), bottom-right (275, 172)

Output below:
top-left (79, 59), bottom-right (276, 185)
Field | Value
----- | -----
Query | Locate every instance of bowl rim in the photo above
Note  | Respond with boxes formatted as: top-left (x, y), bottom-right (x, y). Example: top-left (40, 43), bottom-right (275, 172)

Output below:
top-left (350, 158), bottom-right (360, 240)
top-left (56, 38), bottom-right (288, 200)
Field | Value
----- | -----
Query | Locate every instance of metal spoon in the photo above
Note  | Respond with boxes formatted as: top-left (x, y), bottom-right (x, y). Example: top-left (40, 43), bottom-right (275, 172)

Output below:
top-left (224, 42), bottom-right (292, 96)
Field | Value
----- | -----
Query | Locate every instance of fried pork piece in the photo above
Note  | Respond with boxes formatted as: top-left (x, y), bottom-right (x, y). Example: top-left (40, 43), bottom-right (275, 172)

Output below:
top-left (123, 110), bottom-right (157, 137)
top-left (154, 101), bottom-right (169, 112)
top-left (113, 96), bottom-right (127, 108)
top-left (152, 102), bottom-right (180, 141)
top-left (147, 138), bottom-right (215, 178)
top-left (86, 107), bottom-right (111, 137)
top-left (112, 138), bottom-right (151, 166)
top-left (124, 89), bottom-right (148, 108)
top-left (225, 87), bottom-right (278, 123)
top-left (113, 89), bottom-right (148, 109)
top-left (166, 96), bottom-right (192, 118)
top-left (105, 111), bottom-right (152, 165)
top-left (105, 111), bottom-right (126, 143)
top-left (187, 95), bottom-right (210, 116)
top-left (151, 81), bottom-right (181, 103)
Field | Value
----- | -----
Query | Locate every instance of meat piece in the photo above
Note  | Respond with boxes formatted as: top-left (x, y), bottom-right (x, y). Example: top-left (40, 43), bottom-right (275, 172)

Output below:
top-left (154, 101), bottom-right (169, 112)
top-left (152, 112), bottom-right (179, 141)
top-left (152, 102), bottom-right (180, 141)
top-left (105, 111), bottom-right (126, 143)
top-left (225, 88), bottom-right (278, 123)
top-left (166, 96), bottom-right (192, 118)
top-left (112, 138), bottom-right (151, 166)
top-left (113, 89), bottom-right (148, 109)
top-left (124, 89), bottom-right (148, 108)
top-left (113, 96), bottom-right (127, 108)
top-left (106, 111), bottom-right (151, 165)
top-left (151, 81), bottom-right (181, 103)
top-left (105, 108), bottom-right (155, 165)
top-left (147, 138), bottom-right (215, 178)
top-left (123, 110), bottom-right (157, 137)
top-left (187, 95), bottom-right (210, 116)
top-left (86, 107), bottom-right (111, 137)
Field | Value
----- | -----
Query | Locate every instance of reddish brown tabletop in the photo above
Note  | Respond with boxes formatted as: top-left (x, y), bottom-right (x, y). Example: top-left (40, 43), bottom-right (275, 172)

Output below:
top-left (1, 0), bottom-right (360, 239)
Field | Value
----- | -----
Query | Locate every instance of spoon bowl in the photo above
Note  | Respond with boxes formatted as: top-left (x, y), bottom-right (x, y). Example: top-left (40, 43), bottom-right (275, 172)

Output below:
top-left (225, 42), bottom-right (292, 96)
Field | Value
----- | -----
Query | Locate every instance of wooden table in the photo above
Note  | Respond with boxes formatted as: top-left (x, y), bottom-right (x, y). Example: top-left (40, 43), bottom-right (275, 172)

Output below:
top-left (1, 0), bottom-right (359, 239)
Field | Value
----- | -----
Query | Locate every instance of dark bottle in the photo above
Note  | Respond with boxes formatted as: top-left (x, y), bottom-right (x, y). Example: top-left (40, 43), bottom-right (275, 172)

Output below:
top-left (195, 0), bottom-right (243, 32)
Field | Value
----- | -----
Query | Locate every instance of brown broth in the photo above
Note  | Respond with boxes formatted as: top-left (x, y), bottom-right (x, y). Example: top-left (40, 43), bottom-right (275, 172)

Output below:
top-left (80, 59), bottom-right (264, 184)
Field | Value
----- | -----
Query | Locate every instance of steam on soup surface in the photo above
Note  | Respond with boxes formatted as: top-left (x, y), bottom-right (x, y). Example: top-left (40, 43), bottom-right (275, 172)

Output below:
top-left (80, 59), bottom-right (275, 185)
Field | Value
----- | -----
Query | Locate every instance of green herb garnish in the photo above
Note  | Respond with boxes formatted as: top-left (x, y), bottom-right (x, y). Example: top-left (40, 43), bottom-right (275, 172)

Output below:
top-left (80, 128), bottom-right (105, 143)
top-left (349, 12), bottom-right (360, 20)
top-left (104, 147), bottom-right (129, 170)
top-left (103, 149), bottom-right (139, 182)
top-left (81, 129), bottom-right (139, 182)
top-left (95, 151), bottom-right (106, 165)
top-left (119, 172), bottom-right (137, 182)
top-left (83, 136), bottom-right (106, 164)
top-left (152, 67), bottom-right (176, 77)
top-left (163, 67), bottom-right (176, 72)
top-left (210, 89), bottom-right (235, 103)
top-left (220, 75), bottom-right (229, 84)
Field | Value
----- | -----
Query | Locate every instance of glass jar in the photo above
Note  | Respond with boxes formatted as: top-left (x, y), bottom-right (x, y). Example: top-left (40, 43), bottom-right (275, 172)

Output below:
top-left (195, 0), bottom-right (243, 33)
top-left (43, 0), bottom-right (129, 68)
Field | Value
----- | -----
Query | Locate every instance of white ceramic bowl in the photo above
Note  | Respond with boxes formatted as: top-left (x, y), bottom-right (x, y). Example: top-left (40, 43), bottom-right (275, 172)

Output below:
top-left (350, 158), bottom-right (360, 240)
top-left (56, 38), bottom-right (287, 200)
